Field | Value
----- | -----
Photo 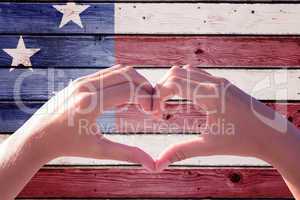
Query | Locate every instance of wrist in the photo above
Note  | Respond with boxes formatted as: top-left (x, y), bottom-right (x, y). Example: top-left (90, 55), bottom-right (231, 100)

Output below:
top-left (13, 127), bottom-right (57, 165)
top-left (0, 129), bottom-right (55, 199)
top-left (256, 121), bottom-right (300, 166)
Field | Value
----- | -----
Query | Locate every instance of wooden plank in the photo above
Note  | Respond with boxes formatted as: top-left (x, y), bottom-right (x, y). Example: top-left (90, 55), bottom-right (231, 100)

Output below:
top-left (0, 68), bottom-right (299, 101)
top-left (2, 101), bottom-right (299, 133)
top-left (18, 167), bottom-right (291, 198)
top-left (0, 36), bottom-right (114, 68)
top-left (0, 3), bottom-right (114, 34)
top-left (140, 69), bottom-right (300, 100)
top-left (19, 199), bottom-right (293, 200)
top-left (115, 102), bottom-right (300, 133)
top-left (0, 102), bottom-right (115, 133)
top-left (0, 68), bottom-right (98, 100)
top-left (11, 0), bottom-right (300, 2)
top-left (115, 36), bottom-right (300, 67)
top-left (3, 3), bottom-right (300, 34)
top-left (0, 102), bottom-right (299, 165)
top-left (115, 3), bottom-right (300, 34)
top-left (0, 134), bottom-right (268, 166)
top-left (3, 36), bottom-right (300, 68)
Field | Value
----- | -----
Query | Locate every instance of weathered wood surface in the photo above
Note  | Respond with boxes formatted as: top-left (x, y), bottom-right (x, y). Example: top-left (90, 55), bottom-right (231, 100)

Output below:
top-left (16, 198), bottom-right (294, 200)
top-left (0, 36), bottom-right (114, 67)
top-left (0, 68), bottom-right (299, 100)
top-left (0, 102), bottom-right (116, 133)
top-left (115, 3), bottom-right (300, 34)
top-left (0, 3), bottom-right (114, 34)
top-left (115, 36), bottom-right (300, 67)
top-left (0, 134), bottom-right (268, 166)
top-left (0, 101), bottom-right (300, 134)
top-left (3, 3), bottom-right (300, 34)
top-left (11, 0), bottom-right (300, 2)
top-left (18, 167), bottom-right (291, 198)
top-left (140, 68), bottom-right (300, 100)
top-left (19, 199), bottom-right (293, 200)
top-left (3, 36), bottom-right (300, 67)
top-left (1, 101), bottom-right (299, 133)
top-left (115, 102), bottom-right (300, 133)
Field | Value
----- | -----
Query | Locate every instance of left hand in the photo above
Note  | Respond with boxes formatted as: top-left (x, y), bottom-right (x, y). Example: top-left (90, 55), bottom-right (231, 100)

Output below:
top-left (16, 65), bottom-right (155, 171)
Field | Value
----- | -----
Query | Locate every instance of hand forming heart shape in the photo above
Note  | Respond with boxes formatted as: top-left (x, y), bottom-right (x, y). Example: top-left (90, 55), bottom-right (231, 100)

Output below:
top-left (2, 64), bottom-right (299, 200)
top-left (21, 64), bottom-right (281, 173)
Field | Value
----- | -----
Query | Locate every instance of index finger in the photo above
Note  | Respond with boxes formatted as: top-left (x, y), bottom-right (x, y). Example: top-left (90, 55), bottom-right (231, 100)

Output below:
top-left (98, 137), bottom-right (156, 172)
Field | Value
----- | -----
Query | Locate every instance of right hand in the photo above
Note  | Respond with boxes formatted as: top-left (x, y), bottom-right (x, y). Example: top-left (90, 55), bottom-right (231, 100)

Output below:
top-left (153, 65), bottom-right (290, 171)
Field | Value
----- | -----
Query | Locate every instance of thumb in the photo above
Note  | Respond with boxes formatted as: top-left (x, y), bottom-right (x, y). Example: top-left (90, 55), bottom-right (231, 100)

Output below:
top-left (155, 137), bottom-right (214, 172)
top-left (97, 136), bottom-right (156, 172)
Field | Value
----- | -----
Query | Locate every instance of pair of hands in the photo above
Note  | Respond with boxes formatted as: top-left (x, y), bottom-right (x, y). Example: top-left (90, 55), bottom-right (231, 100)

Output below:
top-left (4, 64), bottom-right (300, 199)
top-left (22, 64), bottom-right (281, 171)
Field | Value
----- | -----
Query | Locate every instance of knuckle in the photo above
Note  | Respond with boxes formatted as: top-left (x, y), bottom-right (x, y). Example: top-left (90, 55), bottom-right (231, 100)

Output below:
top-left (169, 66), bottom-right (181, 75)
top-left (168, 75), bottom-right (179, 83)
top-left (76, 83), bottom-right (87, 92)
top-left (204, 83), bottom-right (218, 91)
top-left (75, 81), bottom-right (97, 93)
top-left (113, 69), bottom-right (131, 81)
top-left (75, 93), bottom-right (93, 107)
top-left (216, 77), bottom-right (230, 85)
top-left (121, 66), bottom-right (133, 74)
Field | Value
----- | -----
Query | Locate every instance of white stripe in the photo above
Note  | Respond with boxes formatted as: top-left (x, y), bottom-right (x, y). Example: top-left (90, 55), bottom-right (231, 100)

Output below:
top-left (115, 3), bottom-right (300, 34)
top-left (137, 69), bottom-right (300, 100)
top-left (0, 134), bottom-right (267, 166)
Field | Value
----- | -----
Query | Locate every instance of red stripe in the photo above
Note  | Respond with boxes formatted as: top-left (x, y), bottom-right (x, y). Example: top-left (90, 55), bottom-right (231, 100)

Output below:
top-left (19, 167), bottom-right (291, 198)
top-left (115, 102), bottom-right (300, 133)
top-left (115, 36), bottom-right (300, 67)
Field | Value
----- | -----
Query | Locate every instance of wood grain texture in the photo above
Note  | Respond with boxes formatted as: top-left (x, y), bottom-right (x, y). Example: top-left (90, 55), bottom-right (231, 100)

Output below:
top-left (0, 68), bottom-right (299, 101)
top-left (1, 101), bottom-right (299, 133)
top-left (115, 102), bottom-right (300, 133)
top-left (0, 99), bottom-right (299, 136)
top-left (3, 3), bottom-right (300, 34)
top-left (139, 69), bottom-right (300, 100)
top-left (115, 3), bottom-right (300, 34)
top-left (0, 3), bottom-right (114, 34)
top-left (18, 167), bottom-right (291, 198)
top-left (115, 36), bottom-right (300, 67)
top-left (0, 36), bottom-right (114, 67)
top-left (0, 102), bottom-right (115, 133)
top-left (19, 199), bottom-right (293, 200)
top-left (0, 134), bottom-right (269, 166)
top-left (0, 68), bottom-right (98, 100)
top-left (3, 36), bottom-right (300, 68)
top-left (11, 0), bottom-right (300, 2)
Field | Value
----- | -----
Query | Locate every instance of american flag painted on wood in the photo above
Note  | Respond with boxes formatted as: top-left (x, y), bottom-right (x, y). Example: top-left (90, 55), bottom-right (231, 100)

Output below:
top-left (0, 1), bottom-right (298, 199)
